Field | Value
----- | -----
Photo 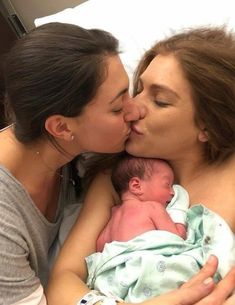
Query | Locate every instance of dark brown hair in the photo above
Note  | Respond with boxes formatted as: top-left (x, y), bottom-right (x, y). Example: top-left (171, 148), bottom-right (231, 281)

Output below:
top-left (111, 153), bottom-right (170, 195)
top-left (4, 22), bottom-right (119, 143)
top-left (133, 27), bottom-right (235, 163)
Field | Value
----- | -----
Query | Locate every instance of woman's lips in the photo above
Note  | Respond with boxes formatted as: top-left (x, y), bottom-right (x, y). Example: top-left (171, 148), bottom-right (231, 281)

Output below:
top-left (126, 129), bottom-right (131, 137)
top-left (131, 124), bottom-right (143, 135)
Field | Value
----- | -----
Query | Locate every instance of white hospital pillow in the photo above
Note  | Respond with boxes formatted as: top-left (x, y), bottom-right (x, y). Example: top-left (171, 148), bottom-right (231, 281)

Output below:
top-left (35, 0), bottom-right (235, 82)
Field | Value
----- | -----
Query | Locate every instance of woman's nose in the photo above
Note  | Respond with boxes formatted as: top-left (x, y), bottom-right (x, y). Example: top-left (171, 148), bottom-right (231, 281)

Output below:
top-left (124, 98), bottom-right (146, 122)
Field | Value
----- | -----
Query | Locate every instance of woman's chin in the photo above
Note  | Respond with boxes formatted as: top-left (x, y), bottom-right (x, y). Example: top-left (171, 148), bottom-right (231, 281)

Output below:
top-left (125, 141), bottom-right (142, 156)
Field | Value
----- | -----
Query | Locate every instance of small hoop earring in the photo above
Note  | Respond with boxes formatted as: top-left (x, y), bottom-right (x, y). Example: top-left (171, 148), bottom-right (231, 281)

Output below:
top-left (71, 135), bottom-right (75, 141)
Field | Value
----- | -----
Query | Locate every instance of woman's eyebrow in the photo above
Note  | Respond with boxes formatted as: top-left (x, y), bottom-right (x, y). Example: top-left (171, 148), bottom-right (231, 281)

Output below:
top-left (109, 88), bottom-right (128, 104)
top-left (139, 76), bottom-right (179, 99)
top-left (150, 84), bottom-right (180, 99)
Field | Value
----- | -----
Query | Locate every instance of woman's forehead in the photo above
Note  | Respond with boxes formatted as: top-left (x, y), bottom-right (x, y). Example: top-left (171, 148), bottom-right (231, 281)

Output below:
top-left (89, 56), bottom-right (129, 104)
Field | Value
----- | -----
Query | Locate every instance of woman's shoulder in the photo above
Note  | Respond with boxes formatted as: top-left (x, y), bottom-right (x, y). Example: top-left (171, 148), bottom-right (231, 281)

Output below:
top-left (188, 156), bottom-right (235, 232)
top-left (0, 165), bottom-right (24, 198)
top-left (0, 164), bottom-right (47, 225)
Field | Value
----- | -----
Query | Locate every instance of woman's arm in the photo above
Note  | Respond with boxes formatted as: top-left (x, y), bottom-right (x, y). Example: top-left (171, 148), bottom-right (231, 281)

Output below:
top-left (0, 199), bottom-right (45, 305)
top-left (46, 170), bottom-right (119, 304)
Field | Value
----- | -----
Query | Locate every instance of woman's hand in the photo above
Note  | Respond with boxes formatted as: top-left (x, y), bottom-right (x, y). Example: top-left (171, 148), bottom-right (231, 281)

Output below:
top-left (136, 256), bottom-right (235, 305)
top-left (192, 267), bottom-right (235, 305)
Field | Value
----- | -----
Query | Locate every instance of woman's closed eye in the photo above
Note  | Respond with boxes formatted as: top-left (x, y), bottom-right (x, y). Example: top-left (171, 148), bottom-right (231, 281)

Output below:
top-left (112, 108), bottom-right (123, 114)
top-left (154, 100), bottom-right (170, 108)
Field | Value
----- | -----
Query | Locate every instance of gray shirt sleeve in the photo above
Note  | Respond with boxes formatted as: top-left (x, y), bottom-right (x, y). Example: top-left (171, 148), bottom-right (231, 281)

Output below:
top-left (0, 165), bottom-right (63, 305)
top-left (0, 199), bottom-right (40, 305)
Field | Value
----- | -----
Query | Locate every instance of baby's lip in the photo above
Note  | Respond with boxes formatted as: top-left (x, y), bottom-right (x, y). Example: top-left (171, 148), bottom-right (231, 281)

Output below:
top-left (166, 197), bottom-right (174, 204)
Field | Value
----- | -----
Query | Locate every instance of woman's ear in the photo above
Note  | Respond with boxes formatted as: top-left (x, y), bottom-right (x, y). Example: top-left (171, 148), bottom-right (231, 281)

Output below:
top-left (129, 177), bottom-right (143, 195)
top-left (198, 128), bottom-right (209, 143)
top-left (45, 115), bottom-right (72, 141)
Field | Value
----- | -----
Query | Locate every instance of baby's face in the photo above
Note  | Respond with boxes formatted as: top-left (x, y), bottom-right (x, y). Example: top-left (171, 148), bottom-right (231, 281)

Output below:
top-left (141, 163), bottom-right (174, 205)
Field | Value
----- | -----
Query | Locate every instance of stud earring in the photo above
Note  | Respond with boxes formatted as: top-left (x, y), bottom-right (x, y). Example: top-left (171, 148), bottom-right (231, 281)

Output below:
top-left (71, 135), bottom-right (75, 141)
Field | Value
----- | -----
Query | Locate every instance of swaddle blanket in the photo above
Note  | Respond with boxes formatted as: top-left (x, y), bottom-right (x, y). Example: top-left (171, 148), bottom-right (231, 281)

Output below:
top-left (86, 191), bottom-right (235, 302)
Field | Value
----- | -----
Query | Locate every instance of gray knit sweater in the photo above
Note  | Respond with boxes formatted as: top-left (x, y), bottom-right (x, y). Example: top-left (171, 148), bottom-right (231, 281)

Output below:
top-left (0, 165), bottom-right (71, 304)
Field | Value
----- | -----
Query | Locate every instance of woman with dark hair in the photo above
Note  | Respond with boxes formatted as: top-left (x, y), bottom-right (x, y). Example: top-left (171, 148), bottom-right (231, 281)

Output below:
top-left (47, 27), bottom-right (235, 305)
top-left (0, 22), bottom-right (140, 304)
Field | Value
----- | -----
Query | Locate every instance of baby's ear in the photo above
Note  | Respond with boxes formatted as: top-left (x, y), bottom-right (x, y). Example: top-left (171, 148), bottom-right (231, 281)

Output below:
top-left (129, 177), bottom-right (143, 195)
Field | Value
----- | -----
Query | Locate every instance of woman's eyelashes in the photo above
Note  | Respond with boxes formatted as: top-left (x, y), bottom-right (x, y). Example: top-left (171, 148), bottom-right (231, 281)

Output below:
top-left (111, 101), bottom-right (124, 114)
top-left (154, 100), bottom-right (170, 107)
top-left (134, 79), bottom-right (172, 109)
top-left (112, 108), bottom-right (123, 114)
top-left (111, 92), bottom-right (131, 114)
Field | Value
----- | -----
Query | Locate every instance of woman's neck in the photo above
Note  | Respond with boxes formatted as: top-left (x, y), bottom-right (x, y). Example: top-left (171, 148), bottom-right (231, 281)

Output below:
top-left (169, 153), bottom-right (235, 233)
top-left (0, 128), bottom-right (72, 182)
top-left (169, 155), bottom-right (209, 186)
top-left (0, 128), bottom-right (75, 219)
top-left (171, 153), bottom-right (235, 186)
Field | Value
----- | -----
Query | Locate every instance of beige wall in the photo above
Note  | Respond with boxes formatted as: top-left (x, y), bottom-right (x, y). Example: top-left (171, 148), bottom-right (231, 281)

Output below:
top-left (4, 0), bottom-right (88, 30)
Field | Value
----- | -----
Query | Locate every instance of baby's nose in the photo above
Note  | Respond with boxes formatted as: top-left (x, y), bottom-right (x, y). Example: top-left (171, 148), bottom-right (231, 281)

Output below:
top-left (170, 188), bottom-right (175, 197)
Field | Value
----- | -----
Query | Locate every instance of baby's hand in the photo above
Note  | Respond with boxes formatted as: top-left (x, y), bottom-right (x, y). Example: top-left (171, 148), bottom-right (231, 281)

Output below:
top-left (175, 223), bottom-right (187, 239)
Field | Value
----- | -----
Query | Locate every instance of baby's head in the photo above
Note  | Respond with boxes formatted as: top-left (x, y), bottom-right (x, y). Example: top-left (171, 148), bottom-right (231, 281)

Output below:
top-left (111, 154), bottom-right (174, 205)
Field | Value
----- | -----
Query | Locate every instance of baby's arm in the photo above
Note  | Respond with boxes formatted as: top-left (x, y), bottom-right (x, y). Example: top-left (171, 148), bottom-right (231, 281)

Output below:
top-left (175, 223), bottom-right (187, 239)
top-left (166, 185), bottom-right (190, 239)
top-left (150, 201), bottom-right (186, 238)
